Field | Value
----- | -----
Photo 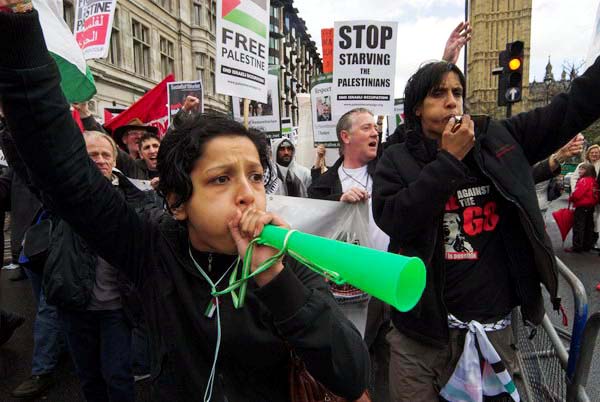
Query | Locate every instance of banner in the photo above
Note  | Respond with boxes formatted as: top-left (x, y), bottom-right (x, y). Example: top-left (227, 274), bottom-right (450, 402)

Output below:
top-left (267, 195), bottom-right (371, 248)
top-left (586, 2), bottom-right (600, 68)
top-left (310, 73), bottom-right (338, 147)
top-left (386, 99), bottom-right (405, 136)
top-left (321, 28), bottom-right (334, 74)
top-left (167, 80), bottom-right (204, 125)
top-left (74, 0), bottom-right (117, 60)
top-left (104, 74), bottom-right (175, 137)
top-left (332, 21), bottom-right (398, 116)
top-left (216, 0), bottom-right (271, 103)
top-left (232, 68), bottom-right (281, 138)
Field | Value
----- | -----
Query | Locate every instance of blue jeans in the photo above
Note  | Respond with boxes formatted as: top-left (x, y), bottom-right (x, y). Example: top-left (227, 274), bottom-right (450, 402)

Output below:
top-left (131, 324), bottom-right (151, 375)
top-left (24, 267), bottom-right (65, 375)
top-left (59, 308), bottom-right (134, 402)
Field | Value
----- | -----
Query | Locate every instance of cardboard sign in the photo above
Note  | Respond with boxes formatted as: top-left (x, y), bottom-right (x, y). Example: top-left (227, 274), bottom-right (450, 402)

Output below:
top-left (310, 73), bottom-right (338, 147)
top-left (332, 21), bottom-right (398, 116)
top-left (167, 80), bottom-right (204, 125)
top-left (75, 0), bottom-right (117, 60)
top-left (321, 28), bottom-right (334, 74)
top-left (232, 68), bottom-right (281, 138)
top-left (216, 0), bottom-right (271, 103)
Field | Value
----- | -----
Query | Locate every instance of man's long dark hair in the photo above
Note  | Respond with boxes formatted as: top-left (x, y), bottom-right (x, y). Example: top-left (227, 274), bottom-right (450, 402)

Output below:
top-left (403, 61), bottom-right (466, 130)
top-left (156, 113), bottom-right (271, 212)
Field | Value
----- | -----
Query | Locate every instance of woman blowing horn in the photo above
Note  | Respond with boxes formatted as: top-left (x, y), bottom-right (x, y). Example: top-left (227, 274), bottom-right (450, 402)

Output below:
top-left (0, 3), bottom-right (369, 402)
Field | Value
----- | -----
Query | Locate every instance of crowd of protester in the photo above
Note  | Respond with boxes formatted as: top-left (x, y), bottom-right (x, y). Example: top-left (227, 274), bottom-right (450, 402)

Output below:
top-left (1, 3), bottom-right (600, 402)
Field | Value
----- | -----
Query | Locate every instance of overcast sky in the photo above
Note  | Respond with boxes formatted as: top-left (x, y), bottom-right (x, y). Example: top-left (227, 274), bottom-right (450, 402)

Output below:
top-left (294, 0), bottom-right (599, 97)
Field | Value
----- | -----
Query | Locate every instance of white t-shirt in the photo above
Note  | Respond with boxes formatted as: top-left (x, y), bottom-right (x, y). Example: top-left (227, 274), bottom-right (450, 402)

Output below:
top-left (338, 165), bottom-right (390, 252)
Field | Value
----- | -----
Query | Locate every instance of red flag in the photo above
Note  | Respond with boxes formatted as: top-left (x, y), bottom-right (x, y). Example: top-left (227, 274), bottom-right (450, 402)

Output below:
top-left (104, 109), bottom-right (114, 124)
top-left (71, 108), bottom-right (84, 133)
top-left (104, 74), bottom-right (174, 137)
top-left (321, 28), bottom-right (334, 73)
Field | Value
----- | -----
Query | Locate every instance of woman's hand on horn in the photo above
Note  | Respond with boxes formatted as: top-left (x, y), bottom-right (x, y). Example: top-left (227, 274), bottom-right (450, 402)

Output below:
top-left (228, 208), bottom-right (289, 286)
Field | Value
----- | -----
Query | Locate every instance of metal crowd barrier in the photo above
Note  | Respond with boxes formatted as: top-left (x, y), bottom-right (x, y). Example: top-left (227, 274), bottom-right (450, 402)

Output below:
top-left (569, 311), bottom-right (600, 402)
top-left (512, 257), bottom-right (591, 402)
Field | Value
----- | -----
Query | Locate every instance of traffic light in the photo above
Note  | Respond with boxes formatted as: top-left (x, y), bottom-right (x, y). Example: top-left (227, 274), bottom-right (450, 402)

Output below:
top-left (495, 41), bottom-right (524, 106)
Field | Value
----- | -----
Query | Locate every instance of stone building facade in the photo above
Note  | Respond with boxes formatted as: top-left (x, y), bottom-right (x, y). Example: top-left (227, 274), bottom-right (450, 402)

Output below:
top-left (62, 0), bottom-right (321, 125)
top-left (528, 58), bottom-right (576, 110)
top-left (466, 0), bottom-right (532, 118)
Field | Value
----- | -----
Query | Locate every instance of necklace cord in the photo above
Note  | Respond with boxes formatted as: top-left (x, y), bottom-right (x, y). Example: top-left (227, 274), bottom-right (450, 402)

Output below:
top-left (341, 166), bottom-right (369, 190)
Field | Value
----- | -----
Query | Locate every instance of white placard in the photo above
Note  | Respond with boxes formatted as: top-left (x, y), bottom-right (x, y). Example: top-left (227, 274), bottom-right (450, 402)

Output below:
top-left (216, 0), bottom-right (270, 103)
top-left (232, 70), bottom-right (281, 138)
top-left (332, 21), bottom-right (398, 116)
top-left (74, 0), bottom-right (117, 60)
top-left (310, 73), bottom-right (338, 147)
top-left (386, 99), bottom-right (405, 136)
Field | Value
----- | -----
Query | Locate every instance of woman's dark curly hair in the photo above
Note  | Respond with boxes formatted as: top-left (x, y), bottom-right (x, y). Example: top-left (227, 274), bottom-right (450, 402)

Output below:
top-left (404, 61), bottom-right (466, 130)
top-left (156, 113), bottom-right (271, 211)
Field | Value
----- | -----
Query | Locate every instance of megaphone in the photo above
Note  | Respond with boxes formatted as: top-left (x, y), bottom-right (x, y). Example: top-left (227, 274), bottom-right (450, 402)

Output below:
top-left (257, 225), bottom-right (426, 312)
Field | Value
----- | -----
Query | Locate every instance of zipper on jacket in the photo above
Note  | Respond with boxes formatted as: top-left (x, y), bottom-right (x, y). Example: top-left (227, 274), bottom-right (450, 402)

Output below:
top-left (472, 140), bottom-right (560, 306)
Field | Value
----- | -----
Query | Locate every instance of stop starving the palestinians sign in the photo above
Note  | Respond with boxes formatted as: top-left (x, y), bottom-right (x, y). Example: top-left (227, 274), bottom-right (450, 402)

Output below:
top-left (216, 0), bottom-right (270, 103)
top-left (333, 21), bottom-right (398, 116)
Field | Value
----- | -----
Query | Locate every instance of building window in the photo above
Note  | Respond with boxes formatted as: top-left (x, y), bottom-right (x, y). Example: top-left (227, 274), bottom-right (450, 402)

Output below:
top-left (196, 52), bottom-right (208, 93)
top-left (63, 0), bottom-right (75, 32)
top-left (207, 0), bottom-right (216, 33)
top-left (107, 9), bottom-right (121, 65)
top-left (155, 0), bottom-right (172, 11)
top-left (210, 57), bottom-right (215, 95)
top-left (160, 37), bottom-right (174, 77)
top-left (132, 20), bottom-right (151, 77)
top-left (193, 0), bottom-right (202, 25)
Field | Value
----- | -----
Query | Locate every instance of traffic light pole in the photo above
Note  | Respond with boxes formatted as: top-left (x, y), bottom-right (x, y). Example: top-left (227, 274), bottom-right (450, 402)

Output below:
top-left (506, 103), bottom-right (512, 118)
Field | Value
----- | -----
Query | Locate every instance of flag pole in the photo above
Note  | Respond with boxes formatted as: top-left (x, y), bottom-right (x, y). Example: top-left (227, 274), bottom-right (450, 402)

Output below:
top-left (243, 98), bottom-right (250, 128)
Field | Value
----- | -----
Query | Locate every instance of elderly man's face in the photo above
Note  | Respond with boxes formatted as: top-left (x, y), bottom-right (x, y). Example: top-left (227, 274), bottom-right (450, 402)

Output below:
top-left (86, 136), bottom-right (116, 179)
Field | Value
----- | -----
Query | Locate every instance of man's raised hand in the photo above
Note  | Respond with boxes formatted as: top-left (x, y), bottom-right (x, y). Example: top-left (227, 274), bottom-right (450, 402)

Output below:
top-left (442, 21), bottom-right (472, 65)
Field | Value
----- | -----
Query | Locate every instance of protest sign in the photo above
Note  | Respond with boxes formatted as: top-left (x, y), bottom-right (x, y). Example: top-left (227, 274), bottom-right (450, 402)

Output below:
top-left (310, 73), bottom-right (338, 147)
top-left (74, 0), bottom-right (117, 60)
top-left (167, 80), bottom-right (204, 125)
top-left (321, 28), bottom-right (334, 74)
top-left (281, 117), bottom-right (292, 138)
top-left (586, 2), bottom-right (600, 68)
top-left (386, 99), bottom-right (405, 136)
top-left (104, 74), bottom-right (174, 137)
top-left (232, 69), bottom-right (281, 138)
top-left (216, 0), bottom-right (271, 103)
top-left (332, 21), bottom-right (398, 116)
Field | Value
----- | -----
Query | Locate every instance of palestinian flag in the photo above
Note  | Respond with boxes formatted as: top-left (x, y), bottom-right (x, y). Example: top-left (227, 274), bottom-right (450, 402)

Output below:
top-left (222, 0), bottom-right (268, 38)
top-left (33, 0), bottom-right (96, 103)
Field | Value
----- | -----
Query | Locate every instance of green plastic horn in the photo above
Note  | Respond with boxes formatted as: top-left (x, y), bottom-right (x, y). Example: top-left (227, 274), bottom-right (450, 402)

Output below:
top-left (257, 225), bottom-right (426, 312)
